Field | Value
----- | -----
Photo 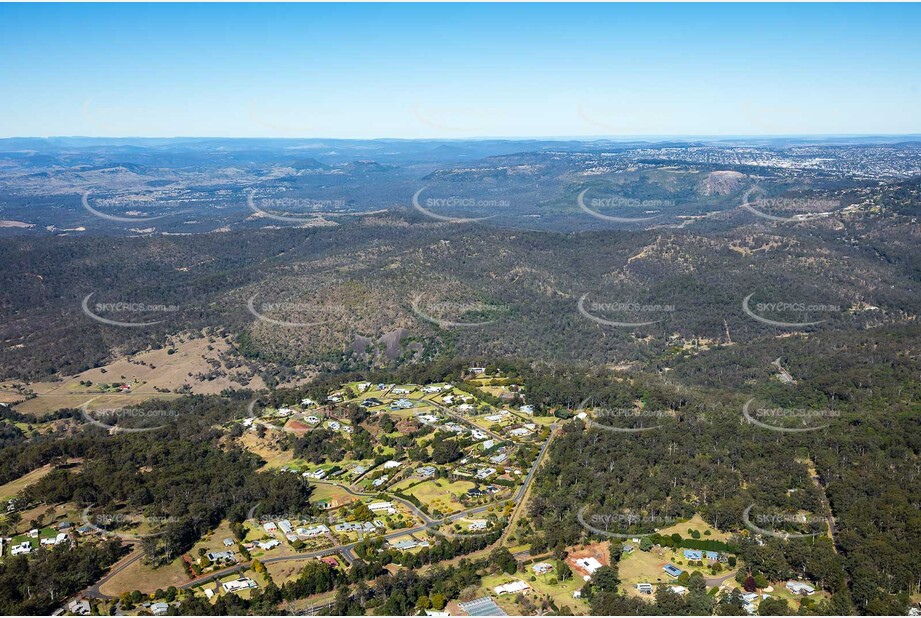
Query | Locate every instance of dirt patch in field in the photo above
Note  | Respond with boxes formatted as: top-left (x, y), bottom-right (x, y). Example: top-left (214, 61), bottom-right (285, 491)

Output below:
top-left (238, 433), bottom-right (295, 470)
top-left (284, 419), bottom-right (312, 434)
top-left (13, 333), bottom-right (264, 416)
top-left (99, 556), bottom-right (189, 596)
top-left (566, 541), bottom-right (611, 579)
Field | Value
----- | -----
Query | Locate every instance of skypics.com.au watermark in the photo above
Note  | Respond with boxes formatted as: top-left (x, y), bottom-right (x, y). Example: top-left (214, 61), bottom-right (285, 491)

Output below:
top-left (81, 506), bottom-right (182, 540)
top-left (412, 188), bottom-right (502, 223)
top-left (578, 294), bottom-right (675, 328)
top-left (577, 189), bottom-right (670, 224)
top-left (742, 399), bottom-right (839, 434)
top-left (577, 505), bottom-right (679, 539)
top-left (82, 292), bottom-right (179, 328)
top-left (575, 398), bottom-right (668, 433)
top-left (742, 293), bottom-right (840, 328)
top-left (81, 404), bottom-right (178, 433)
top-left (410, 293), bottom-right (510, 328)
top-left (742, 504), bottom-right (832, 540)
top-left (740, 186), bottom-right (839, 223)
top-left (246, 189), bottom-right (346, 224)
top-left (246, 294), bottom-right (345, 328)
top-left (82, 190), bottom-right (165, 223)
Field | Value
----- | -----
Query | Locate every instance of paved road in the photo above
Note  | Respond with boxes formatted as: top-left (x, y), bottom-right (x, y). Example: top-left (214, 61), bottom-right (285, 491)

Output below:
top-left (704, 569), bottom-right (739, 588)
top-left (84, 422), bottom-right (559, 599)
top-left (312, 479), bottom-right (435, 525)
top-left (82, 541), bottom-right (142, 598)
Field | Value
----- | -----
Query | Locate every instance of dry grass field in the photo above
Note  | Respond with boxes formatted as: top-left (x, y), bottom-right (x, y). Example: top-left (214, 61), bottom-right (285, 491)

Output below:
top-left (12, 334), bottom-right (264, 416)
top-left (99, 555), bottom-right (189, 596)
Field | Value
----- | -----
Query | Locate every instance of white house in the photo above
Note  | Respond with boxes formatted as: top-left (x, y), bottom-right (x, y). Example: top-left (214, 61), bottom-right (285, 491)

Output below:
top-left (262, 522), bottom-right (277, 533)
top-left (369, 501), bottom-right (396, 512)
top-left (297, 524), bottom-right (330, 538)
top-left (67, 600), bottom-right (91, 615)
top-left (258, 539), bottom-right (280, 550)
top-left (11, 542), bottom-right (32, 556)
top-left (206, 550), bottom-right (235, 562)
top-left (40, 533), bottom-right (68, 547)
top-left (222, 577), bottom-right (258, 593)
top-left (489, 452), bottom-right (509, 464)
top-left (475, 467), bottom-right (496, 479)
top-left (494, 580), bottom-right (530, 595)
top-left (786, 581), bottom-right (816, 596)
top-left (532, 562), bottom-right (554, 574)
top-left (575, 557), bottom-right (603, 574)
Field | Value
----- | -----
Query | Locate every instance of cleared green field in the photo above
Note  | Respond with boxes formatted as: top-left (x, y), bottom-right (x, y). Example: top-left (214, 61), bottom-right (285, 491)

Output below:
top-left (310, 483), bottom-right (357, 508)
top-left (479, 571), bottom-right (587, 615)
top-left (394, 478), bottom-right (475, 515)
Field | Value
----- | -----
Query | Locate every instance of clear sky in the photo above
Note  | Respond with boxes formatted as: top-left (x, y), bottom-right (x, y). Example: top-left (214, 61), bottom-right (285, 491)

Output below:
top-left (1, 3), bottom-right (919, 138)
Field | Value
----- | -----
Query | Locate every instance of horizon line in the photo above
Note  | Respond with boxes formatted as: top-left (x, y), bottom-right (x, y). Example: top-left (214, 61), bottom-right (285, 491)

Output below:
top-left (3, 133), bottom-right (921, 142)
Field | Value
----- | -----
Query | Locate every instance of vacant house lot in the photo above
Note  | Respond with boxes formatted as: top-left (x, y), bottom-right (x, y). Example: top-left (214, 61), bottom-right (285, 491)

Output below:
top-left (391, 478), bottom-right (475, 515)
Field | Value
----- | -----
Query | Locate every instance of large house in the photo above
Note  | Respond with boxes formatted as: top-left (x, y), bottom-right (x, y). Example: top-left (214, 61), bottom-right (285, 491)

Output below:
top-left (11, 542), bottom-right (32, 556)
top-left (468, 519), bottom-right (488, 532)
top-left (663, 564), bottom-right (683, 578)
top-left (369, 501), bottom-right (397, 515)
top-left (297, 524), bottom-right (330, 538)
top-left (575, 557), bottom-right (603, 575)
top-left (786, 581), bottom-right (816, 596)
top-left (222, 577), bottom-right (257, 593)
top-left (532, 562), bottom-right (554, 574)
top-left (494, 580), bottom-right (530, 595)
top-left (67, 600), bottom-right (91, 616)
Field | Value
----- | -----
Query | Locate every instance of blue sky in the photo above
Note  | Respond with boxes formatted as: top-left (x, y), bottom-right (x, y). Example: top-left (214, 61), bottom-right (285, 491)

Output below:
top-left (1, 3), bottom-right (919, 138)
